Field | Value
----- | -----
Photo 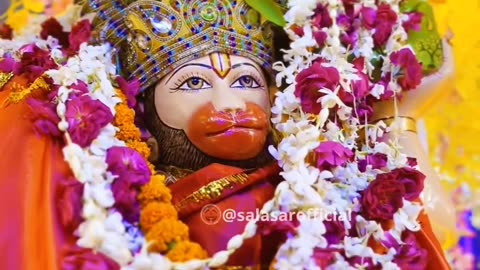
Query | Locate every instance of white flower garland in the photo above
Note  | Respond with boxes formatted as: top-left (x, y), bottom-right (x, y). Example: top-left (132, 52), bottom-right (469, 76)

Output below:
top-left (269, 0), bottom-right (424, 269)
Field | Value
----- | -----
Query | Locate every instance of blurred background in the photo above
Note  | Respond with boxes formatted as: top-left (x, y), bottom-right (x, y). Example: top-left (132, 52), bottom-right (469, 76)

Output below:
top-left (1, 0), bottom-right (479, 268)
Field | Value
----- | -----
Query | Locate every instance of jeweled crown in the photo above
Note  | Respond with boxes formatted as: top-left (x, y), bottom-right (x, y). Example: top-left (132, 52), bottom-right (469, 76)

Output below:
top-left (82, 0), bottom-right (286, 91)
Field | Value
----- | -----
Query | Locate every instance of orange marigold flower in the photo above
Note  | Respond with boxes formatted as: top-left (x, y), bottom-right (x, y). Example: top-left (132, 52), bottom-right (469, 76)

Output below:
top-left (115, 89), bottom-right (127, 103)
top-left (166, 241), bottom-right (208, 262)
top-left (126, 141), bottom-right (151, 160)
top-left (116, 124), bottom-right (141, 142)
top-left (140, 202), bottom-right (178, 233)
top-left (138, 175), bottom-right (172, 206)
top-left (146, 219), bottom-right (189, 253)
top-left (114, 104), bottom-right (135, 126)
top-left (148, 163), bottom-right (156, 175)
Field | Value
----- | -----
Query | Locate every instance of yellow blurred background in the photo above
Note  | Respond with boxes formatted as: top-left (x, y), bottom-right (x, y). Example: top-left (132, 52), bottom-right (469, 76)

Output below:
top-left (425, 1), bottom-right (480, 194)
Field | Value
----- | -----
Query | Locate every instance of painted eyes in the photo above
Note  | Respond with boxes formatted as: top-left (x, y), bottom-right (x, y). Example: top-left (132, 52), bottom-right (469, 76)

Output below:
top-left (175, 75), bottom-right (262, 91)
top-left (231, 75), bottom-right (261, 89)
top-left (177, 77), bottom-right (212, 90)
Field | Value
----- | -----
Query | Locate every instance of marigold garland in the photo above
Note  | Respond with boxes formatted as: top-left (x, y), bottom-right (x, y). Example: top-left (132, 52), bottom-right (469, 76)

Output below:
top-left (126, 141), bottom-right (151, 163)
top-left (112, 89), bottom-right (208, 261)
top-left (138, 175), bottom-right (173, 206)
top-left (166, 241), bottom-right (209, 262)
top-left (146, 219), bottom-right (190, 253)
top-left (140, 202), bottom-right (178, 232)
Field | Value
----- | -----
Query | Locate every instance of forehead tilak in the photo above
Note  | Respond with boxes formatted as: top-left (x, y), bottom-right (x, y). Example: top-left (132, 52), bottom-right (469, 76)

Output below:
top-left (208, 52), bottom-right (232, 79)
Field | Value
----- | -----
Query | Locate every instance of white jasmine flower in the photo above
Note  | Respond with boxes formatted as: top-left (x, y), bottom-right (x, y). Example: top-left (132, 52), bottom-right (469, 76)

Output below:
top-left (90, 125), bottom-right (125, 156)
top-left (371, 83), bottom-right (386, 99)
top-left (393, 200), bottom-right (423, 233)
top-left (86, 182), bottom-right (115, 208)
top-left (77, 218), bottom-right (107, 249)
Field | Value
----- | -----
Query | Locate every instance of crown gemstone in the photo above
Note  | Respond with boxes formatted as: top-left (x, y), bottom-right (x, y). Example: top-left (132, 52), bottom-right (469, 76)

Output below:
top-left (150, 17), bottom-right (172, 34)
top-left (200, 4), bottom-right (218, 22)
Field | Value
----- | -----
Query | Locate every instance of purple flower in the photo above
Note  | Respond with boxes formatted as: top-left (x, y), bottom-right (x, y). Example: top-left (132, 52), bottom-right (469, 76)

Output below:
top-left (111, 179), bottom-right (141, 223)
top-left (376, 77), bottom-right (396, 100)
top-left (373, 23), bottom-right (393, 47)
top-left (313, 248), bottom-right (337, 268)
top-left (387, 232), bottom-right (428, 270)
top-left (70, 81), bottom-right (89, 97)
top-left (324, 219), bottom-right (346, 245)
top-left (358, 153), bottom-right (388, 172)
top-left (294, 61), bottom-right (340, 114)
top-left (407, 157), bottom-right (418, 167)
top-left (355, 102), bottom-right (374, 123)
top-left (391, 167), bottom-right (425, 201)
top-left (390, 48), bottom-right (423, 91)
top-left (19, 45), bottom-right (57, 82)
top-left (315, 141), bottom-right (354, 170)
top-left (373, 4), bottom-right (398, 47)
top-left (360, 7), bottom-right (376, 30)
top-left (68, 19), bottom-right (92, 54)
top-left (26, 98), bottom-right (62, 137)
top-left (106, 146), bottom-right (151, 186)
top-left (0, 56), bottom-right (22, 74)
top-left (340, 31), bottom-right (359, 48)
top-left (353, 71), bottom-right (370, 100)
top-left (337, 14), bottom-right (352, 29)
top-left (62, 246), bottom-right (119, 270)
top-left (40, 17), bottom-right (69, 48)
top-left (313, 31), bottom-right (328, 47)
top-left (65, 95), bottom-right (113, 147)
top-left (348, 256), bottom-right (380, 269)
top-left (0, 24), bottom-right (13, 40)
top-left (116, 76), bottom-right (141, 108)
top-left (403, 12), bottom-right (423, 33)
top-left (106, 146), bottom-right (151, 223)
top-left (56, 177), bottom-right (83, 233)
top-left (361, 175), bottom-right (405, 221)
top-left (313, 4), bottom-right (333, 29)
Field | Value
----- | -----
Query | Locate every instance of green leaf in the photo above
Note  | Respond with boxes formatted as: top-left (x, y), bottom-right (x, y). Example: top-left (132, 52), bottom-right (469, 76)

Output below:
top-left (245, 0), bottom-right (286, 27)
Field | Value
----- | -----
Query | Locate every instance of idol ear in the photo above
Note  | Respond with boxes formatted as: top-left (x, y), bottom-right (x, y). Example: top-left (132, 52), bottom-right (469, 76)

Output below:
top-left (147, 137), bottom-right (159, 164)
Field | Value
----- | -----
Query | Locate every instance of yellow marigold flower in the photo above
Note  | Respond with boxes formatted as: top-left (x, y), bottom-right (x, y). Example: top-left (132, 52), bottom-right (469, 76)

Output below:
top-left (116, 124), bottom-right (141, 142)
top-left (146, 219), bottom-right (189, 253)
top-left (115, 89), bottom-right (127, 103)
top-left (138, 175), bottom-right (172, 206)
top-left (148, 163), bottom-right (156, 175)
top-left (126, 141), bottom-right (151, 160)
top-left (166, 241), bottom-right (208, 262)
top-left (140, 202), bottom-right (178, 233)
top-left (114, 104), bottom-right (135, 126)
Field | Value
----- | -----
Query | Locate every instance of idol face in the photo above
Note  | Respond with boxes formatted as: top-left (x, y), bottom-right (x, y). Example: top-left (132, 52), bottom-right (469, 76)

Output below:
top-left (153, 52), bottom-right (271, 161)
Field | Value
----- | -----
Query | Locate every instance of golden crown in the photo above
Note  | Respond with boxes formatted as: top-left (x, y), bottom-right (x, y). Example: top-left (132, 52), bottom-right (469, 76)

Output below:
top-left (82, 0), bottom-right (286, 91)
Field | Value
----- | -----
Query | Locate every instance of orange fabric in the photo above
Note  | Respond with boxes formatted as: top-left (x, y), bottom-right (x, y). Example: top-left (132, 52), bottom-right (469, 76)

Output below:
top-left (0, 77), bottom-right (73, 270)
top-left (416, 211), bottom-right (451, 270)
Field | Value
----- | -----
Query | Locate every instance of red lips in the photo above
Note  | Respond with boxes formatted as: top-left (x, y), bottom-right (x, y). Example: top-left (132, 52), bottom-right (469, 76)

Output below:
top-left (186, 102), bottom-right (270, 160)
top-left (204, 110), bottom-right (267, 137)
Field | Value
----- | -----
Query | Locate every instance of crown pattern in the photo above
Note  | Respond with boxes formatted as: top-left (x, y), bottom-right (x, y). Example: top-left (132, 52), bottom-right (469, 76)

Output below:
top-left (81, 0), bottom-right (287, 91)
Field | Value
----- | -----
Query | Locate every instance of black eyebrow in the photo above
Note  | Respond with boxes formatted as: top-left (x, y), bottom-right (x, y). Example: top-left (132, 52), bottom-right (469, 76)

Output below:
top-left (165, 63), bottom-right (212, 84)
top-left (232, 63), bottom-right (262, 74)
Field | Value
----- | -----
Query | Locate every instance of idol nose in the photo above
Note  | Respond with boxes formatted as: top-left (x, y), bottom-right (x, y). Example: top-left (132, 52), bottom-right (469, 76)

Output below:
top-left (211, 87), bottom-right (246, 112)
